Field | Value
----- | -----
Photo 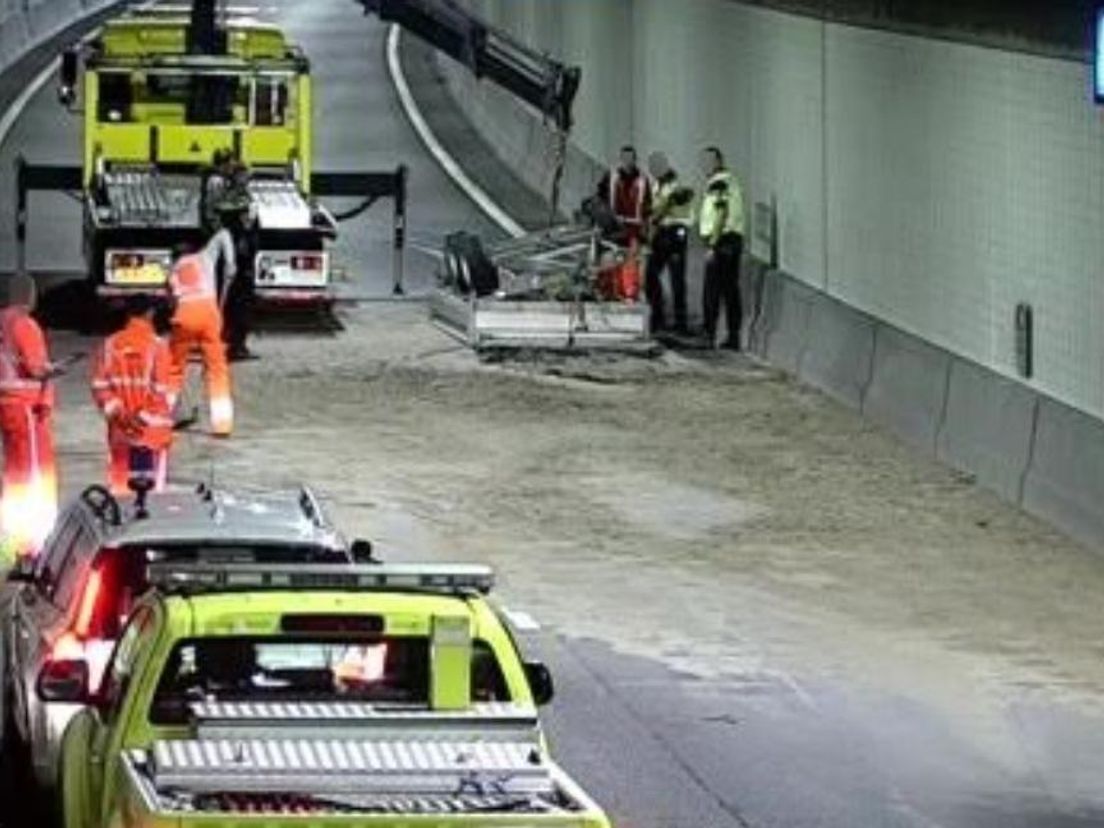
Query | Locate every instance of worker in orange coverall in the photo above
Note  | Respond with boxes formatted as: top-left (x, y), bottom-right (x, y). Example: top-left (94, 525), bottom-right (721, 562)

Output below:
top-left (0, 274), bottom-right (59, 557)
top-left (91, 294), bottom-right (175, 496)
top-left (167, 229), bottom-right (237, 436)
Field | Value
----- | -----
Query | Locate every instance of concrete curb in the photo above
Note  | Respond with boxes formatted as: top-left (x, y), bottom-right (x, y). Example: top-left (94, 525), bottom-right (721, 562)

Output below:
top-left (0, 0), bottom-right (114, 77)
top-left (1023, 400), bottom-right (1104, 549)
top-left (761, 274), bottom-right (814, 375)
top-left (862, 325), bottom-right (952, 454)
top-left (384, 25), bottom-right (524, 239)
top-left (797, 291), bottom-right (876, 409)
top-left (937, 360), bottom-right (1038, 504)
top-left (431, 50), bottom-right (603, 219)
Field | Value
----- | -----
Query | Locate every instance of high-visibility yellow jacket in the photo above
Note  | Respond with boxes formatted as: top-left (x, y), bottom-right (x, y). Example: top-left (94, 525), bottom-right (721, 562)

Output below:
top-left (652, 172), bottom-right (695, 229)
top-left (698, 169), bottom-right (745, 246)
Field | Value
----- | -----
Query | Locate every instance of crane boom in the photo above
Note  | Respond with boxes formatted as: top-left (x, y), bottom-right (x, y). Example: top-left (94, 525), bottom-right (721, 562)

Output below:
top-left (359, 0), bottom-right (581, 133)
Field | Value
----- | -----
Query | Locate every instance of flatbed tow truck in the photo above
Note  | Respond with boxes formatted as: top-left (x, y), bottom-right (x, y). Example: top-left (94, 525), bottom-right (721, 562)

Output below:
top-left (15, 1), bottom-right (408, 312)
top-left (51, 562), bottom-right (611, 826)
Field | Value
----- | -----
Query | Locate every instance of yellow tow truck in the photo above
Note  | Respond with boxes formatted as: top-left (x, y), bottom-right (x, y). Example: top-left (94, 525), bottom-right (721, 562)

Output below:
top-left (15, 2), bottom-right (408, 308)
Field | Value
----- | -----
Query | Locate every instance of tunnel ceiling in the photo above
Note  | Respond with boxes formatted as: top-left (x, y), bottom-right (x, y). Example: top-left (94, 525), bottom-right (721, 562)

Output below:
top-left (739, 0), bottom-right (1096, 57)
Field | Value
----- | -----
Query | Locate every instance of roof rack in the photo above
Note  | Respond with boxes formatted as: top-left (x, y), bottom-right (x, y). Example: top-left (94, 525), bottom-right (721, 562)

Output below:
top-left (147, 562), bottom-right (495, 596)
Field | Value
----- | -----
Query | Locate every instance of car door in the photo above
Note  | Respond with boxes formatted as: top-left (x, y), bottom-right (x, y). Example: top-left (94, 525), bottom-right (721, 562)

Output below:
top-left (10, 508), bottom-right (80, 733)
top-left (96, 604), bottom-right (159, 826)
top-left (60, 605), bottom-right (154, 828)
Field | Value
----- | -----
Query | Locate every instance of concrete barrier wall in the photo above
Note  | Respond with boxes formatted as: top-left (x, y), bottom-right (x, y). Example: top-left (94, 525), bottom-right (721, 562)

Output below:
top-left (0, 0), bottom-right (115, 78)
top-left (748, 268), bottom-right (1104, 550)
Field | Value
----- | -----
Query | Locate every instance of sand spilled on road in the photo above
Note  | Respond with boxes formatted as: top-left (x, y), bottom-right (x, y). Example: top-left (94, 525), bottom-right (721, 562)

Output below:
top-left (47, 303), bottom-right (1104, 742)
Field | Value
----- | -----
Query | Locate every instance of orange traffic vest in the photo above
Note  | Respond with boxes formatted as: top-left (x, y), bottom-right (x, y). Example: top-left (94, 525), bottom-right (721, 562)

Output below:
top-left (608, 168), bottom-right (649, 229)
top-left (170, 254), bottom-right (217, 304)
top-left (91, 318), bottom-right (174, 450)
top-left (0, 308), bottom-right (50, 407)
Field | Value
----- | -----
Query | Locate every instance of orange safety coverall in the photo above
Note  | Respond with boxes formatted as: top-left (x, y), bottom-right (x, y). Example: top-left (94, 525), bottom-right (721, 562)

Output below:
top-left (91, 317), bottom-right (174, 496)
top-left (168, 230), bottom-right (235, 436)
top-left (0, 307), bottom-right (57, 555)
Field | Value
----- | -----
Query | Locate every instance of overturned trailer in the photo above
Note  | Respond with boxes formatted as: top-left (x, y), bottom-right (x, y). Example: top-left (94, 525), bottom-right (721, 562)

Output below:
top-left (431, 226), bottom-right (653, 352)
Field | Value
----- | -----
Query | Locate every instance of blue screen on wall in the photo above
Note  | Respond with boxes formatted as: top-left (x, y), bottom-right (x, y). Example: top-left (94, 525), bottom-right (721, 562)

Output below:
top-left (1097, 7), bottom-right (1104, 101)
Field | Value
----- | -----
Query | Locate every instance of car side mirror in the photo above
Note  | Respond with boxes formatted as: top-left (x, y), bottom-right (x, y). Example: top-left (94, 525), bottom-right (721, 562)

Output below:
top-left (36, 659), bottom-right (90, 704)
top-left (6, 557), bottom-right (35, 584)
top-left (524, 661), bottom-right (554, 706)
top-left (58, 49), bottom-right (79, 108)
top-left (350, 539), bottom-right (375, 564)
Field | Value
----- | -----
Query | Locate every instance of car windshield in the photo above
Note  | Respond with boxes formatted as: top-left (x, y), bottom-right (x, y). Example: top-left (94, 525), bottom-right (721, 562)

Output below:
top-left (150, 637), bottom-right (509, 724)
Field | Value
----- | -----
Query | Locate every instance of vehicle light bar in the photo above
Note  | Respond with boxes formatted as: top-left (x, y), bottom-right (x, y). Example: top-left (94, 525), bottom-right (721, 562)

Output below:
top-left (146, 562), bottom-right (494, 596)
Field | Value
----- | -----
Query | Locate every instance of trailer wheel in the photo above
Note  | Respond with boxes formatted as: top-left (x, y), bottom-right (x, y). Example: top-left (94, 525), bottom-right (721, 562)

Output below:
top-left (444, 251), bottom-right (461, 287)
top-left (448, 233), bottom-right (499, 297)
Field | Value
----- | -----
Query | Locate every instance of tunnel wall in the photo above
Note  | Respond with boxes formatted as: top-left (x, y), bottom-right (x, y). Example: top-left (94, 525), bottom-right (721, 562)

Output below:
top-left (0, 0), bottom-right (115, 76)
top-left (432, 0), bottom-right (1104, 548)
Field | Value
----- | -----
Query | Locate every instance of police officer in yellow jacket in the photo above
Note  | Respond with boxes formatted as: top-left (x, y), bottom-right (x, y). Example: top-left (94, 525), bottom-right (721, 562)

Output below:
top-left (645, 152), bottom-right (694, 334)
top-left (698, 147), bottom-right (745, 350)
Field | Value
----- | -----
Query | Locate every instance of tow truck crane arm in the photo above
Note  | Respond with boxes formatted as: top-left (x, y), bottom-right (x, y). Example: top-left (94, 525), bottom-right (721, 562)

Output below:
top-left (359, 0), bottom-right (581, 133)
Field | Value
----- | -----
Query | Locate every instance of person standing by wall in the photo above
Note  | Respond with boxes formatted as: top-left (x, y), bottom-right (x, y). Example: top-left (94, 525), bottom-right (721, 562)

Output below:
top-left (596, 145), bottom-right (652, 245)
top-left (0, 274), bottom-right (58, 557)
top-left (698, 147), bottom-right (746, 350)
top-left (645, 151), bottom-right (694, 334)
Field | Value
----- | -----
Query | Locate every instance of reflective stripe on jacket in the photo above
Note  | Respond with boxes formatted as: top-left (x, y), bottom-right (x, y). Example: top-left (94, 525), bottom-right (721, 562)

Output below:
top-left (698, 169), bottom-right (745, 245)
top-left (0, 308), bottom-right (51, 407)
top-left (653, 172), bottom-right (694, 228)
top-left (91, 317), bottom-right (173, 450)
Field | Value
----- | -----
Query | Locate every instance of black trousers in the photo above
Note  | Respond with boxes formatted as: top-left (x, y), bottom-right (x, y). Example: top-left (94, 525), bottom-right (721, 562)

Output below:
top-left (645, 225), bottom-right (689, 331)
top-left (219, 225), bottom-right (256, 354)
top-left (223, 269), bottom-right (255, 353)
top-left (702, 232), bottom-right (744, 345)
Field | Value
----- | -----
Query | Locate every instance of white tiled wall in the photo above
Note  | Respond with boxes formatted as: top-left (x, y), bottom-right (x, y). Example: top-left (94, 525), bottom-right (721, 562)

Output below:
top-left (471, 0), bottom-right (1104, 420)
top-left (825, 25), bottom-right (1104, 418)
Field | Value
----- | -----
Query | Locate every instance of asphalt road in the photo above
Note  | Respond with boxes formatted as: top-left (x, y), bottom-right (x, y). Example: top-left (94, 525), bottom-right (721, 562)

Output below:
top-left (3, 3), bottom-right (1104, 828)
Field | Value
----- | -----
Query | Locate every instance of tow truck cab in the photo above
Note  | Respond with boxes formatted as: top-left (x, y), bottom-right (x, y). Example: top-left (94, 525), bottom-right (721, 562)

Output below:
top-left (54, 563), bottom-right (609, 827)
top-left (67, 8), bottom-right (336, 301)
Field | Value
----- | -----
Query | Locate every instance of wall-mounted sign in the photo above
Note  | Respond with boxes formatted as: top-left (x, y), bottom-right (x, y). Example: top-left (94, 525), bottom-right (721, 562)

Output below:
top-left (1096, 7), bottom-right (1104, 102)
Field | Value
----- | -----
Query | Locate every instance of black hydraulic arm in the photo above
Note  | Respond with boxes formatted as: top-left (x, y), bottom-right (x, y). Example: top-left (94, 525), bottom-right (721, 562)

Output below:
top-left (313, 167), bottom-right (408, 295)
top-left (359, 0), bottom-right (580, 133)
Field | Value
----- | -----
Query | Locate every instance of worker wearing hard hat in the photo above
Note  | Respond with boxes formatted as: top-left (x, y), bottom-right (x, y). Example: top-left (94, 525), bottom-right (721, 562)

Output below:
top-left (0, 274), bottom-right (59, 557)
top-left (698, 147), bottom-right (746, 350)
top-left (646, 151), bottom-right (694, 334)
top-left (91, 293), bottom-right (175, 496)
top-left (167, 229), bottom-right (237, 436)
